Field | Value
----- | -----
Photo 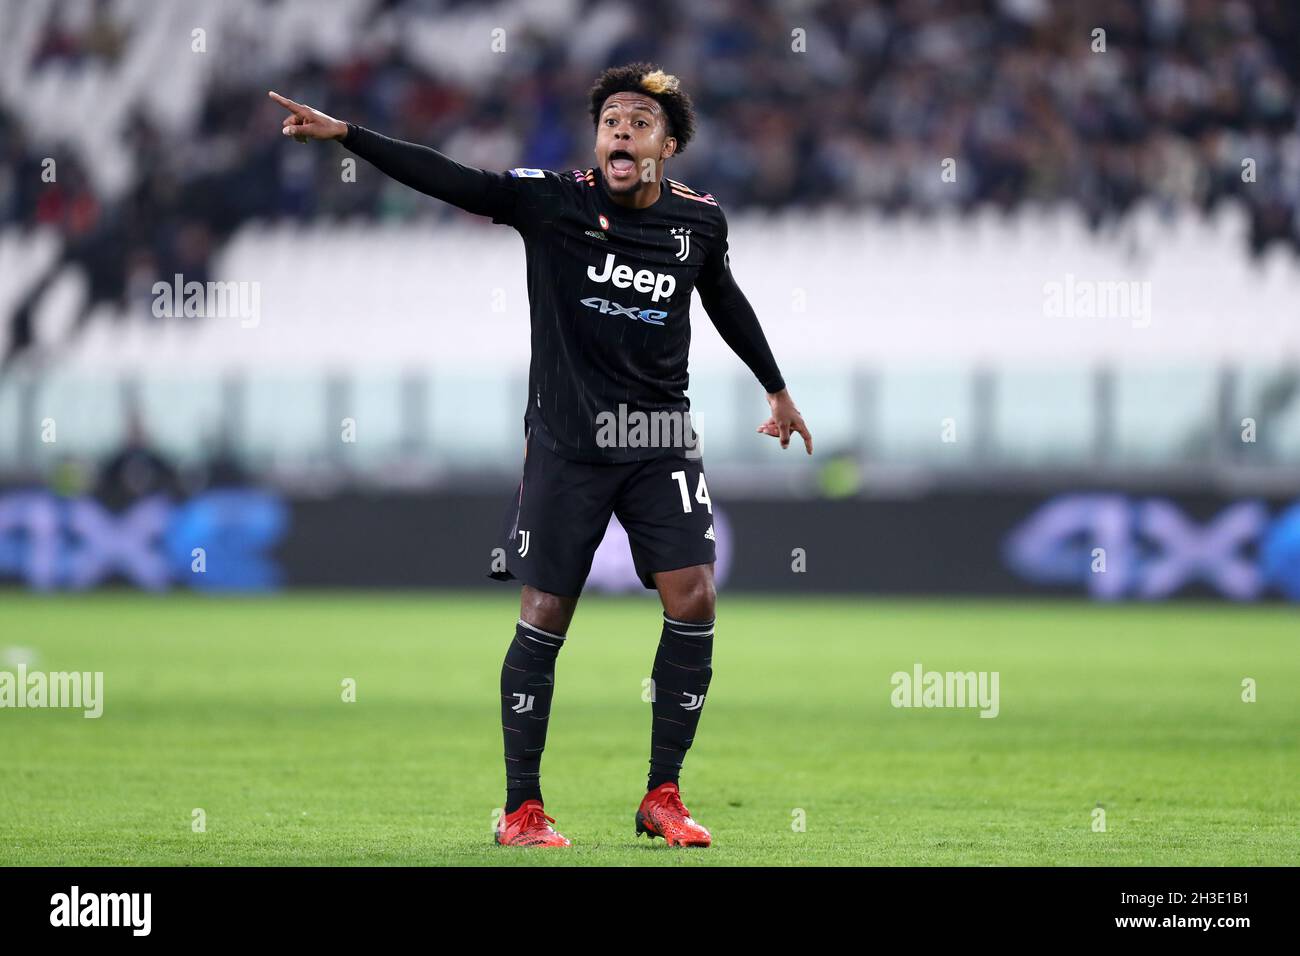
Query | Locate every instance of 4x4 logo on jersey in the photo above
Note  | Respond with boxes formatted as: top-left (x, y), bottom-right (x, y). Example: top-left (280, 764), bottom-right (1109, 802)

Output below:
top-left (670, 227), bottom-right (691, 261)
top-left (581, 297), bottom-right (666, 326)
top-left (586, 253), bottom-right (676, 302)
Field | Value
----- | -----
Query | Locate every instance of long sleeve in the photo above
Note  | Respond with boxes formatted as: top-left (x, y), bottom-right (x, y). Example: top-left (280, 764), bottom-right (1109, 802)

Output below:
top-left (340, 122), bottom-right (518, 222)
top-left (695, 219), bottom-right (786, 394)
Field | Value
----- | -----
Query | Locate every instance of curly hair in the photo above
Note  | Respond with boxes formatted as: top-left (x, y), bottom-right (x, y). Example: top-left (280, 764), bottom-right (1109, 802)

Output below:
top-left (588, 63), bottom-right (697, 153)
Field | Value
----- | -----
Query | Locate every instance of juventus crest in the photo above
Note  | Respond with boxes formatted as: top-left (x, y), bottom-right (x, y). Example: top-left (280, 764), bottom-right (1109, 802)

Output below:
top-left (670, 227), bottom-right (691, 261)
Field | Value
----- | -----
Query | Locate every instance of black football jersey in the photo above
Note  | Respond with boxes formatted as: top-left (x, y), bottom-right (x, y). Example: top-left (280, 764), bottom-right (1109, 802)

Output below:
top-left (340, 125), bottom-right (785, 464)
top-left (489, 167), bottom-right (751, 462)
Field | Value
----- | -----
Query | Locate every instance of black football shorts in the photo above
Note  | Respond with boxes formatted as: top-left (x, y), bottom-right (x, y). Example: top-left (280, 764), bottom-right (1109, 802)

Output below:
top-left (488, 430), bottom-right (717, 597)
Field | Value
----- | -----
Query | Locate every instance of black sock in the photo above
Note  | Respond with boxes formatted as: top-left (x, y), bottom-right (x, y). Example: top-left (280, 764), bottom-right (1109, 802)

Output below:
top-left (502, 619), bottom-right (565, 813)
top-left (647, 770), bottom-right (679, 791)
top-left (648, 614), bottom-right (714, 791)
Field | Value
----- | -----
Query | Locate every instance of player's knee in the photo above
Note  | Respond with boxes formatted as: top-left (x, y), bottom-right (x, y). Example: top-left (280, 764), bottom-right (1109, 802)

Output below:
top-left (520, 586), bottom-right (577, 636)
top-left (665, 571), bottom-right (715, 622)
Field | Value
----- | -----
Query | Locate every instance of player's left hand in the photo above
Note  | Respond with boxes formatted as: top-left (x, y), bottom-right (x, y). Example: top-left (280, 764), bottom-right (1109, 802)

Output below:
top-left (757, 389), bottom-right (812, 454)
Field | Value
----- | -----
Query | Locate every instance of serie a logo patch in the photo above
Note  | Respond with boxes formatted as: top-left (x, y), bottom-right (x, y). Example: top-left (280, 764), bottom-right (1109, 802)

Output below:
top-left (510, 168), bottom-right (545, 178)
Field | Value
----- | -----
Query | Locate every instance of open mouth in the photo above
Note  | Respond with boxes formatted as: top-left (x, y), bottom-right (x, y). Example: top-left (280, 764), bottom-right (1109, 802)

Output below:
top-left (607, 149), bottom-right (636, 178)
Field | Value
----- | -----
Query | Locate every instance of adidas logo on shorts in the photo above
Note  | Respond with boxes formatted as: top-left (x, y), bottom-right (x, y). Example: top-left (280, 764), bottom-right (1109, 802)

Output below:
top-left (704, 524), bottom-right (715, 541)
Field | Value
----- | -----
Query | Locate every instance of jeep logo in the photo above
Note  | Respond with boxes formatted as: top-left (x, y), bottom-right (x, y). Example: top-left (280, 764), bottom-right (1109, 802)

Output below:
top-left (586, 253), bottom-right (676, 303)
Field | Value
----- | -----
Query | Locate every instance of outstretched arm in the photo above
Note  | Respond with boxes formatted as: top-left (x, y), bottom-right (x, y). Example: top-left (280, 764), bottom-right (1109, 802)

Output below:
top-left (268, 91), bottom-right (514, 221)
top-left (696, 240), bottom-right (813, 455)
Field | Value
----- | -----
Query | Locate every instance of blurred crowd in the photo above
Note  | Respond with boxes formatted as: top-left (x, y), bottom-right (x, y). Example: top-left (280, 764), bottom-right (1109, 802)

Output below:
top-left (1, 0), bottom-right (1297, 353)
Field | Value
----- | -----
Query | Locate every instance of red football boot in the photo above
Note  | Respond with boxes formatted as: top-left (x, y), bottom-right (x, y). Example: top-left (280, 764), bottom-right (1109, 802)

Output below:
top-left (495, 800), bottom-right (571, 847)
top-left (635, 782), bottom-right (712, 847)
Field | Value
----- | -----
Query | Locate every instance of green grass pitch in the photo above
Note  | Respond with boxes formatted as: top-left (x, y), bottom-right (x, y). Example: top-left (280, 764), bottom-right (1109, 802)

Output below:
top-left (1, 593), bottom-right (1295, 866)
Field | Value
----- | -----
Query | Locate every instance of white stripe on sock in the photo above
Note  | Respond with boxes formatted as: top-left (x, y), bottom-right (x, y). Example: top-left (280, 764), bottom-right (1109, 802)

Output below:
top-left (518, 619), bottom-right (566, 642)
top-left (663, 615), bottom-right (715, 628)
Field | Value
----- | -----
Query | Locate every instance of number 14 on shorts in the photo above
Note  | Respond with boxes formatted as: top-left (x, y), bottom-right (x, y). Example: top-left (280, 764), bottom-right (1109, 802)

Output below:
top-left (671, 471), bottom-right (712, 514)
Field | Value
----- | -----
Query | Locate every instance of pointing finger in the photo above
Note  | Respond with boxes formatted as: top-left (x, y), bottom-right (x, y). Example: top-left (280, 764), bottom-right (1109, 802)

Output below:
top-left (268, 91), bottom-right (307, 115)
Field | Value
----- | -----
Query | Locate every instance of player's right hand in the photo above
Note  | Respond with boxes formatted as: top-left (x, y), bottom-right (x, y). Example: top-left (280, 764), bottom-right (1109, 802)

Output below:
top-left (268, 91), bottom-right (348, 143)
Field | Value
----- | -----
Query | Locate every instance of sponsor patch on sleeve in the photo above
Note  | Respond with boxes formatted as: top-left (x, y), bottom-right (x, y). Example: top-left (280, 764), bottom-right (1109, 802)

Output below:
top-left (509, 168), bottom-right (546, 178)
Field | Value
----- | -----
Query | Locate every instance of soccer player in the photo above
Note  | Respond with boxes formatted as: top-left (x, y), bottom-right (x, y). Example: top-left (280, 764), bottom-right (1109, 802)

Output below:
top-left (270, 63), bottom-right (812, 848)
